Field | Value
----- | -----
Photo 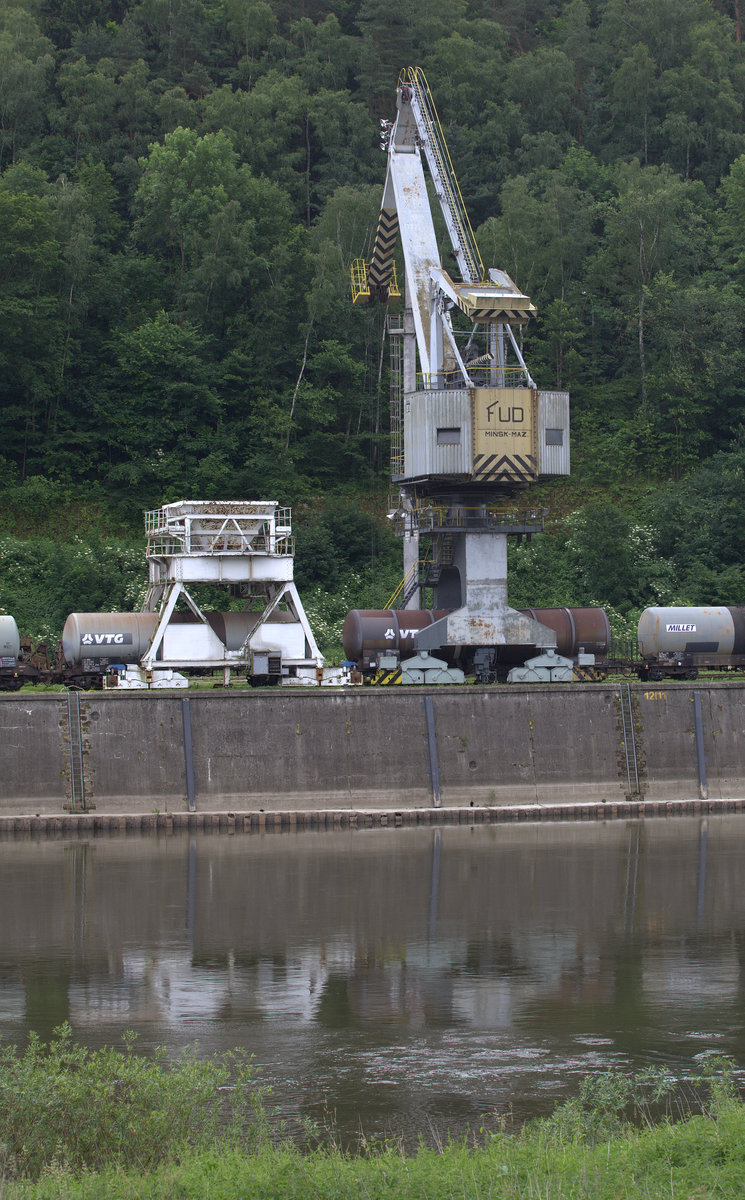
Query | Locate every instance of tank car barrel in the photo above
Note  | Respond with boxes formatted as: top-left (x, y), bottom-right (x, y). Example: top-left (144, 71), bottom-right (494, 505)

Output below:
top-left (520, 608), bottom-right (611, 657)
top-left (637, 605), bottom-right (745, 679)
top-left (342, 610), bottom-right (451, 666)
top-left (343, 607), bottom-right (611, 669)
top-left (638, 606), bottom-right (745, 659)
top-left (62, 613), bottom-right (160, 665)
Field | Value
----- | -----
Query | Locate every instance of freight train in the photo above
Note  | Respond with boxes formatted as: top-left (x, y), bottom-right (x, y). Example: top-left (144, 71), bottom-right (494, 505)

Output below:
top-left (342, 605), bottom-right (745, 683)
top-left (3, 606), bottom-right (745, 690)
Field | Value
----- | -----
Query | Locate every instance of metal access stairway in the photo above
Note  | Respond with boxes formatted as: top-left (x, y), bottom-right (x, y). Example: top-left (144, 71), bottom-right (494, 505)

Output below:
top-left (385, 535), bottom-right (455, 609)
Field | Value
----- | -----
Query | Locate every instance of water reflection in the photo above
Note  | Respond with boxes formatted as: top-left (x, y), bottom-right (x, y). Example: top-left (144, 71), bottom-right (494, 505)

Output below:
top-left (1, 817), bottom-right (745, 1140)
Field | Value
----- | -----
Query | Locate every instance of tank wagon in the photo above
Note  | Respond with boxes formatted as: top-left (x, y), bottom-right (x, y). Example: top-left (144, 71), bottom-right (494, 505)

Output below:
top-left (343, 607), bottom-right (611, 681)
top-left (0, 616), bottom-right (20, 668)
top-left (637, 606), bottom-right (745, 679)
top-left (0, 612), bottom-right (126, 692)
top-left (0, 616), bottom-right (23, 689)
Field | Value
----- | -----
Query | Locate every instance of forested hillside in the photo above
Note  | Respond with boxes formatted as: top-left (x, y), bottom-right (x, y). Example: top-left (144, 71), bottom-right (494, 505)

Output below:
top-left (2, 0), bottom-right (745, 645)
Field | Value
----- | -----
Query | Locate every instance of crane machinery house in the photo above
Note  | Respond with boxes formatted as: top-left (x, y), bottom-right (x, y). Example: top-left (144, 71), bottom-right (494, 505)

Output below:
top-left (351, 68), bottom-right (570, 681)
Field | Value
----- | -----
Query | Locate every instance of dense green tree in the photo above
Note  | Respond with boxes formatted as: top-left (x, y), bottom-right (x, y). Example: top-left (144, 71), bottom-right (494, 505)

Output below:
top-left (645, 451), bottom-right (745, 599)
top-left (0, 7), bottom-right (55, 171)
top-left (355, 0), bottom-right (462, 112)
top-left (717, 152), bottom-right (745, 275)
top-left (0, 187), bottom-right (63, 477)
top-left (133, 125), bottom-right (296, 331)
top-left (37, 0), bottom-right (131, 48)
top-left (598, 0), bottom-right (718, 73)
top-left (607, 45), bottom-right (659, 166)
top-left (131, 0), bottom-right (226, 88)
top-left (505, 46), bottom-right (575, 140)
top-left (101, 310), bottom-right (226, 509)
top-left (54, 56), bottom-right (119, 168)
top-left (223, 0), bottom-right (277, 79)
top-left (269, 14), bottom-right (359, 91)
top-left (467, 0), bottom-right (560, 54)
top-left (588, 161), bottom-right (711, 415)
top-left (659, 28), bottom-right (745, 185)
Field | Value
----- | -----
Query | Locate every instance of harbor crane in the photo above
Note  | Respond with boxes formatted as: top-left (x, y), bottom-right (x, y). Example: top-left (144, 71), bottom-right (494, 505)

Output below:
top-left (352, 68), bottom-right (570, 679)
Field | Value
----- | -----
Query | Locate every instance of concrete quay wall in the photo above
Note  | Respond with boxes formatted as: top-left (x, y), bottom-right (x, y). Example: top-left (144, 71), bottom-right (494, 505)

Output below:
top-left (0, 681), bottom-right (743, 815)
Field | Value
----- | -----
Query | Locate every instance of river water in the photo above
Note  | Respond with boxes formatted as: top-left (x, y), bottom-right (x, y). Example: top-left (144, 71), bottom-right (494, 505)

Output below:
top-left (1, 817), bottom-right (744, 1142)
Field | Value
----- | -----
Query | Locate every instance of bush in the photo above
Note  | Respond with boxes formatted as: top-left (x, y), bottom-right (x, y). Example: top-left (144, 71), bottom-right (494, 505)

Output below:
top-left (0, 536), bottom-right (146, 643)
top-left (0, 1024), bottom-right (265, 1180)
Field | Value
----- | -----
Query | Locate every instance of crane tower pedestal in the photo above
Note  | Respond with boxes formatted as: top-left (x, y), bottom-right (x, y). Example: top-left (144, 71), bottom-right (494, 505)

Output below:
top-left (414, 532), bottom-right (554, 653)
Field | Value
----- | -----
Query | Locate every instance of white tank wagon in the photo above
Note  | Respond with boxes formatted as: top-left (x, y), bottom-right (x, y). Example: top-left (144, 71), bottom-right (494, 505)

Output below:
top-left (637, 606), bottom-right (745, 679)
top-left (62, 613), bottom-right (159, 665)
top-left (0, 616), bottom-right (20, 668)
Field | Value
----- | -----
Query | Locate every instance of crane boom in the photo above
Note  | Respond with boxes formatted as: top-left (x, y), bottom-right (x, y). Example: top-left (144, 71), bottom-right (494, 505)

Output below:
top-left (353, 68), bottom-right (535, 388)
top-left (404, 67), bottom-right (484, 285)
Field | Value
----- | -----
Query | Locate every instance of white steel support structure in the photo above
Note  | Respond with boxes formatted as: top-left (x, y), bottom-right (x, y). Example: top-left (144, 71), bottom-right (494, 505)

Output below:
top-left (140, 501), bottom-right (322, 683)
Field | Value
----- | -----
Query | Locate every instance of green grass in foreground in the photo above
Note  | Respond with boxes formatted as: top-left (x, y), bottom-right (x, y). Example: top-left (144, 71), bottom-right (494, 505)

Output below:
top-left (2, 1027), bottom-right (745, 1198)
top-left (11, 1111), bottom-right (745, 1200)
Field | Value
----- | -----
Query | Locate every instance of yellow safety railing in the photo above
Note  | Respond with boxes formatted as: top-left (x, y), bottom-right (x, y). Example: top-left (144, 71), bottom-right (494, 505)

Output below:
top-left (350, 259), bottom-right (400, 304)
top-left (384, 563), bottom-right (416, 610)
top-left (384, 553), bottom-right (431, 610)
top-left (350, 258), bottom-right (369, 304)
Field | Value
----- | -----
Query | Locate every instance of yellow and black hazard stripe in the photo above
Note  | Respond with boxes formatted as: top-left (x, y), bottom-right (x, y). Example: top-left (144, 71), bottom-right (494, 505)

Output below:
top-left (367, 209), bottom-right (399, 294)
top-left (463, 306), bottom-right (533, 324)
top-left (369, 666), bottom-right (402, 686)
top-left (472, 453), bottom-right (537, 484)
top-left (573, 664), bottom-right (606, 682)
